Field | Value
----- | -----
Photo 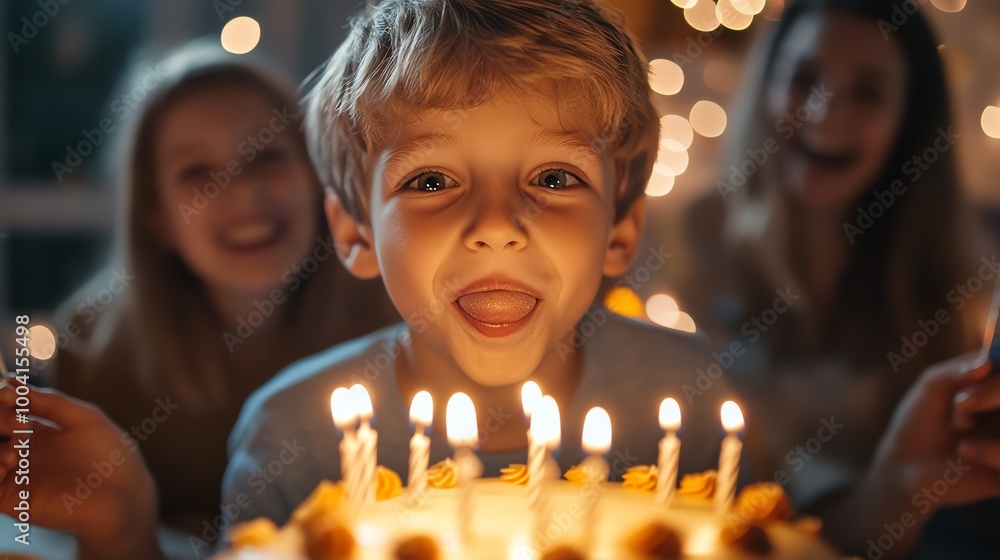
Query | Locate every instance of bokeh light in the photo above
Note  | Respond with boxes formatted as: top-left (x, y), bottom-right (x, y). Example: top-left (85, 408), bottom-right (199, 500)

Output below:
top-left (732, 0), bottom-right (766, 15)
top-left (983, 106), bottom-right (1000, 139)
top-left (690, 100), bottom-right (728, 138)
top-left (604, 286), bottom-right (646, 319)
top-left (221, 16), bottom-right (261, 55)
top-left (645, 167), bottom-right (676, 197)
top-left (655, 146), bottom-right (690, 176)
top-left (27, 325), bottom-right (56, 360)
top-left (671, 0), bottom-right (699, 8)
top-left (674, 312), bottom-right (698, 333)
top-left (650, 59), bottom-right (685, 96)
top-left (684, 0), bottom-right (720, 32)
top-left (646, 294), bottom-right (680, 328)
top-left (717, 0), bottom-right (754, 31)
top-left (761, 0), bottom-right (786, 21)
top-left (659, 114), bottom-right (695, 151)
top-left (931, 0), bottom-right (967, 12)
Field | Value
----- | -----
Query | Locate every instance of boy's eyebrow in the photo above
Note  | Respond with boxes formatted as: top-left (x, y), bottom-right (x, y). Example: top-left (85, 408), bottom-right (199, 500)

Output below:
top-left (514, 128), bottom-right (604, 165)
top-left (381, 132), bottom-right (461, 177)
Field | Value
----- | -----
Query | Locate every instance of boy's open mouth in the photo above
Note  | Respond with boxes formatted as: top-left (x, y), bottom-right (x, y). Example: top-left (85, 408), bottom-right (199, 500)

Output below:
top-left (457, 291), bottom-right (537, 325)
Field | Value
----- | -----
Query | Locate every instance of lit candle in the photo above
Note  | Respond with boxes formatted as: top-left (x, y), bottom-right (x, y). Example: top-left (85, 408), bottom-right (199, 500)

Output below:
top-left (522, 381), bottom-right (545, 509)
top-left (531, 396), bottom-right (561, 551)
top-left (580, 407), bottom-right (611, 547)
top-left (330, 387), bottom-right (358, 500)
top-left (656, 398), bottom-right (682, 506)
top-left (350, 384), bottom-right (378, 507)
top-left (447, 392), bottom-right (482, 540)
top-left (408, 391), bottom-right (433, 506)
top-left (715, 401), bottom-right (744, 513)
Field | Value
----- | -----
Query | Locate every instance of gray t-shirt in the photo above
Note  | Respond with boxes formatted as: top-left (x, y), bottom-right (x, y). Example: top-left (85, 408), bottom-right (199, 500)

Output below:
top-left (221, 312), bottom-right (734, 528)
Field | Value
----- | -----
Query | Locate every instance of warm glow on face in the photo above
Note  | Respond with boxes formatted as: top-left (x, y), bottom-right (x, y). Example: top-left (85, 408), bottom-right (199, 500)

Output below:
top-left (521, 381), bottom-right (543, 418)
top-left (220, 16), bottom-right (261, 55)
top-left (650, 59), bottom-right (685, 96)
top-left (659, 115), bottom-right (695, 151)
top-left (931, 0), bottom-right (967, 12)
top-left (659, 398), bottom-right (682, 431)
top-left (350, 384), bottom-right (374, 420)
top-left (982, 106), bottom-right (1000, 139)
top-left (646, 294), bottom-right (680, 328)
top-left (582, 407), bottom-right (612, 454)
top-left (26, 325), bottom-right (56, 360)
top-left (685, 0), bottom-right (721, 32)
top-left (409, 390), bottom-right (433, 426)
top-left (330, 387), bottom-right (357, 428)
top-left (531, 396), bottom-right (561, 448)
top-left (447, 392), bottom-right (479, 447)
top-left (690, 100), bottom-right (728, 138)
top-left (721, 401), bottom-right (745, 432)
top-left (645, 167), bottom-right (675, 197)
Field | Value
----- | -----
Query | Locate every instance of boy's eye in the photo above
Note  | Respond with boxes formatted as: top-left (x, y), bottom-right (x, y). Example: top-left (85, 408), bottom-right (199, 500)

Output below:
top-left (531, 168), bottom-right (583, 190)
top-left (403, 171), bottom-right (457, 192)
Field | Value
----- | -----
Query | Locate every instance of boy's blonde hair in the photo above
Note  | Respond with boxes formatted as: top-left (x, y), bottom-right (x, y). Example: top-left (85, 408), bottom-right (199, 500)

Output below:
top-left (305, 0), bottom-right (659, 223)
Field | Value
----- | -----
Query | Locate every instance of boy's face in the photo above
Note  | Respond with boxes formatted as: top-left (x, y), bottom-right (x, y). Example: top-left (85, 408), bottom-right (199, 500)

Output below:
top-left (329, 93), bottom-right (642, 386)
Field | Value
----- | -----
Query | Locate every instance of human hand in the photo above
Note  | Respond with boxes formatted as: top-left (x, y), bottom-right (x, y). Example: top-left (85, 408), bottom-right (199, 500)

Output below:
top-left (0, 385), bottom-right (163, 560)
top-left (872, 352), bottom-right (1000, 513)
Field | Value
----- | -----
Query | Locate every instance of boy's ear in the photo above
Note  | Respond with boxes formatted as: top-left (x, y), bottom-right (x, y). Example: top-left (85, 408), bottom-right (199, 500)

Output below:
top-left (602, 197), bottom-right (645, 277)
top-left (325, 192), bottom-right (381, 279)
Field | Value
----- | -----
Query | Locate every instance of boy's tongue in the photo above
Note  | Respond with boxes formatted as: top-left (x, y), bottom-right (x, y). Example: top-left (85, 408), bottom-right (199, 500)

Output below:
top-left (458, 291), bottom-right (537, 324)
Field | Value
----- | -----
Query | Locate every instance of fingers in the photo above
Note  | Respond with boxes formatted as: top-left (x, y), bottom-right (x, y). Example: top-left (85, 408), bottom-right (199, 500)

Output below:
top-left (955, 375), bottom-right (1000, 416)
top-left (921, 352), bottom-right (989, 392)
top-left (959, 438), bottom-right (1000, 472)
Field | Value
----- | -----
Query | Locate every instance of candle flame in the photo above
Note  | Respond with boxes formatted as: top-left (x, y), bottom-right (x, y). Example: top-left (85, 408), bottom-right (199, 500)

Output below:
top-left (582, 407), bottom-right (612, 454)
top-left (531, 396), bottom-right (561, 449)
top-left (349, 384), bottom-right (374, 419)
top-left (521, 381), bottom-right (543, 418)
top-left (409, 390), bottom-right (433, 426)
top-left (659, 398), bottom-right (682, 430)
top-left (721, 401), bottom-right (744, 432)
top-left (446, 392), bottom-right (479, 448)
top-left (330, 387), bottom-right (357, 428)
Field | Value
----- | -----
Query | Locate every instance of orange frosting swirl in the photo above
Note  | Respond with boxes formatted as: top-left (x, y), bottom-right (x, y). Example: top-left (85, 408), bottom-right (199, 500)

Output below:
top-left (291, 480), bottom-right (346, 525)
top-left (426, 458), bottom-right (459, 489)
top-left (564, 464), bottom-right (590, 486)
top-left (500, 464), bottom-right (530, 485)
top-left (677, 470), bottom-right (717, 501)
top-left (622, 465), bottom-right (659, 492)
top-left (229, 517), bottom-right (278, 549)
top-left (734, 482), bottom-right (793, 522)
top-left (377, 465), bottom-right (403, 501)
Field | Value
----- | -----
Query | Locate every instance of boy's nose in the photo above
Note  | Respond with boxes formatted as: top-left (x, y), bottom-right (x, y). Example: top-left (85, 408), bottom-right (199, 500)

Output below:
top-left (462, 190), bottom-right (528, 252)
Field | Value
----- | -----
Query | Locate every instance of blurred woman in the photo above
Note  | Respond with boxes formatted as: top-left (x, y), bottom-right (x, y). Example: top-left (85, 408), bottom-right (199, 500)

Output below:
top-left (47, 41), bottom-right (397, 549)
top-left (669, 0), bottom-right (998, 556)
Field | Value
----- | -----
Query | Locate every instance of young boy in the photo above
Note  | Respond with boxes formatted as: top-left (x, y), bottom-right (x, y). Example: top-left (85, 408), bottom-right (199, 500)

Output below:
top-left (220, 0), bottom-right (729, 530)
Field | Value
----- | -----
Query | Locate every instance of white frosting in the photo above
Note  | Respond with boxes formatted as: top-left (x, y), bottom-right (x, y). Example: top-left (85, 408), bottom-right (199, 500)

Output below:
top-left (215, 480), bottom-right (839, 560)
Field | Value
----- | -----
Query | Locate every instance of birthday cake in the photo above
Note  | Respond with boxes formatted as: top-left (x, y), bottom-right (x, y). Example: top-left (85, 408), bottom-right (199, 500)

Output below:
top-left (214, 463), bottom-right (839, 560)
